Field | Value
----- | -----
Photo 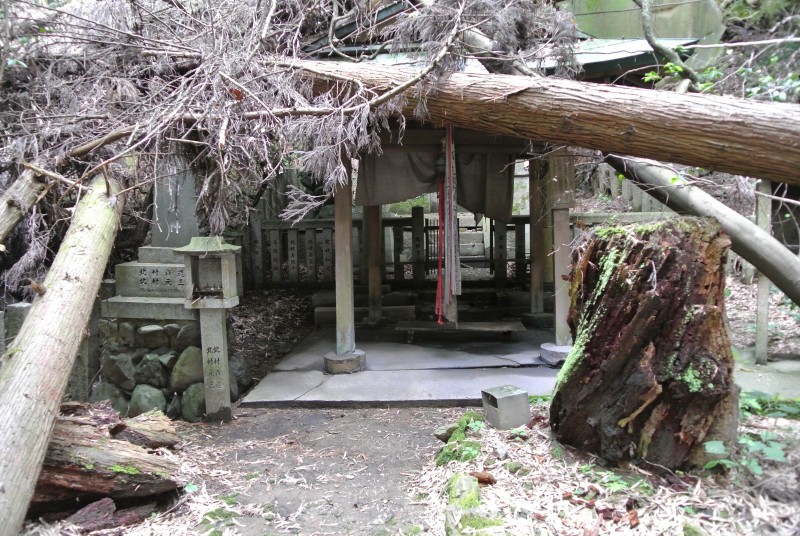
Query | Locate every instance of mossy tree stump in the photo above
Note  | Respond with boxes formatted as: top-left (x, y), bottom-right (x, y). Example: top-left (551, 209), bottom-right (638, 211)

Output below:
top-left (550, 218), bottom-right (738, 470)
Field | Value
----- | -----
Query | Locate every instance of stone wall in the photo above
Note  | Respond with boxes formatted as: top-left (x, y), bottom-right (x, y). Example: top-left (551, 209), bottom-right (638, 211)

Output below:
top-left (91, 318), bottom-right (250, 422)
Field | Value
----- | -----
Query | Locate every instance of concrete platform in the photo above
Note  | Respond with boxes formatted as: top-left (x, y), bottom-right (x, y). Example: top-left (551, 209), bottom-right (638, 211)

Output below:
top-left (241, 326), bottom-right (558, 407)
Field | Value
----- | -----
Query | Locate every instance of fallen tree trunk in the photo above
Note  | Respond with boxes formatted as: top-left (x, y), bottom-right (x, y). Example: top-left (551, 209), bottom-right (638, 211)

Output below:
top-left (0, 175), bottom-right (124, 536)
top-left (32, 403), bottom-right (180, 509)
top-left (0, 167), bottom-right (46, 246)
top-left (291, 59), bottom-right (800, 184)
top-left (605, 154), bottom-right (800, 306)
top-left (550, 217), bottom-right (739, 470)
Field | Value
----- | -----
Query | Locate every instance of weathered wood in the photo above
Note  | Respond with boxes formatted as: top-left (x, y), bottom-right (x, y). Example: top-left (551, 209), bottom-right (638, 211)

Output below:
top-left (115, 411), bottom-right (179, 449)
top-left (411, 206), bottom-right (425, 288)
top-left (493, 220), bottom-right (507, 285)
top-left (269, 229), bottom-right (282, 283)
top-left (606, 155), bottom-right (800, 306)
top-left (295, 59), bottom-right (800, 184)
top-left (552, 208), bottom-right (572, 346)
top-left (304, 228), bottom-right (317, 282)
top-left (529, 160), bottom-right (546, 314)
top-left (321, 228), bottom-right (333, 282)
top-left (365, 205), bottom-right (382, 323)
top-left (64, 499), bottom-right (156, 533)
top-left (249, 204), bottom-right (265, 289)
top-left (514, 223), bottom-right (526, 281)
top-left (393, 225), bottom-right (405, 281)
top-left (550, 218), bottom-right (738, 470)
top-left (0, 176), bottom-right (124, 535)
top-left (0, 168), bottom-right (46, 245)
top-left (334, 166), bottom-right (355, 355)
top-left (287, 229), bottom-right (299, 282)
top-left (30, 403), bottom-right (179, 509)
top-left (755, 180), bottom-right (772, 365)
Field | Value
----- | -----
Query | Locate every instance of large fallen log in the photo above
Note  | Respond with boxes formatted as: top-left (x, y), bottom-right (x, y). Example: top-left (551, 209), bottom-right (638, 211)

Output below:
top-left (550, 217), bottom-right (739, 470)
top-left (31, 403), bottom-right (180, 509)
top-left (0, 167), bottom-right (46, 245)
top-left (0, 175), bottom-right (124, 536)
top-left (289, 59), bottom-right (800, 184)
top-left (605, 154), bottom-right (800, 306)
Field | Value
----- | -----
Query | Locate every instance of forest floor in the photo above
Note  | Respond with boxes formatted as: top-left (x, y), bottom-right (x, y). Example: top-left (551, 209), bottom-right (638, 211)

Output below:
top-left (23, 276), bottom-right (800, 536)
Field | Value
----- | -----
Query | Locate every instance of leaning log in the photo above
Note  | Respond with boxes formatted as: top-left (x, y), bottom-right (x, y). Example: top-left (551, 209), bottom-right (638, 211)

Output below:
top-left (0, 175), bottom-right (124, 536)
top-left (290, 59), bottom-right (800, 184)
top-left (605, 154), bottom-right (800, 306)
top-left (0, 167), bottom-right (46, 246)
top-left (550, 217), bottom-right (738, 470)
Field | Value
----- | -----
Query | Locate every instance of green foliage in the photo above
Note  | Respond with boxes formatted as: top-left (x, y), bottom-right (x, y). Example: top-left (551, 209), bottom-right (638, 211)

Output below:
top-left (466, 420), bottom-right (486, 433)
top-left (704, 431), bottom-right (789, 475)
top-left (388, 195), bottom-right (429, 215)
top-left (528, 394), bottom-right (552, 404)
top-left (740, 391), bottom-right (800, 419)
top-left (578, 464), bottom-right (654, 495)
top-left (110, 464), bottom-right (140, 475)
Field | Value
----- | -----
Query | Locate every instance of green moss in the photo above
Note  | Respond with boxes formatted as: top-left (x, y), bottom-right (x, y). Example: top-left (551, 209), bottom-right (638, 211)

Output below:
top-left (447, 473), bottom-right (480, 509)
top-left (683, 366), bottom-right (703, 393)
top-left (459, 515), bottom-right (504, 531)
top-left (202, 508), bottom-right (237, 524)
top-left (594, 225), bottom-right (626, 239)
top-left (110, 464), bottom-right (140, 475)
top-left (550, 443), bottom-right (565, 460)
top-left (448, 428), bottom-right (467, 443)
top-left (388, 195), bottom-right (429, 215)
top-left (436, 440), bottom-right (481, 465)
top-left (404, 525), bottom-right (423, 535)
top-left (220, 493), bottom-right (239, 506)
top-left (457, 411), bottom-right (485, 428)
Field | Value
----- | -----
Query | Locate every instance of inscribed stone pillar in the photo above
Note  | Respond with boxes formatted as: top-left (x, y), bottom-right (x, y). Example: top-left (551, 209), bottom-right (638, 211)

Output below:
top-left (152, 154), bottom-right (200, 247)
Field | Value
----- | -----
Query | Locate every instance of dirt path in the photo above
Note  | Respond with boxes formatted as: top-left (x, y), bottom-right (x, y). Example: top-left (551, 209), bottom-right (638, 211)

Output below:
top-left (178, 406), bottom-right (462, 535)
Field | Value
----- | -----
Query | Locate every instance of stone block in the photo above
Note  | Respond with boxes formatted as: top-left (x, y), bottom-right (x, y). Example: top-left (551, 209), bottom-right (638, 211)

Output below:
top-left (129, 384), bottom-right (168, 417)
top-left (98, 319), bottom-right (119, 341)
top-left (101, 352), bottom-right (136, 392)
top-left (137, 246), bottom-right (185, 264)
top-left (115, 262), bottom-right (187, 298)
top-left (89, 381), bottom-right (129, 416)
top-left (173, 322), bottom-right (201, 352)
top-left (481, 385), bottom-right (530, 430)
top-left (137, 324), bottom-right (169, 349)
top-left (181, 383), bottom-right (206, 422)
top-left (539, 342), bottom-right (571, 366)
top-left (170, 346), bottom-right (204, 393)
top-left (134, 354), bottom-right (168, 388)
top-left (324, 350), bottom-right (367, 374)
top-left (118, 322), bottom-right (136, 346)
top-left (101, 296), bottom-right (198, 321)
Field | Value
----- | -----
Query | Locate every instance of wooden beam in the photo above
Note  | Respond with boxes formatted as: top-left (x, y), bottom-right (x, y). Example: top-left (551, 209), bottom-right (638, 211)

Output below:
top-left (334, 167), bottom-right (356, 355)
top-left (411, 206), bottom-right (425, 289)
top-left (529, 160), bottom-right (546, 314)
top-left (365, 205), bottom-right (383, 323)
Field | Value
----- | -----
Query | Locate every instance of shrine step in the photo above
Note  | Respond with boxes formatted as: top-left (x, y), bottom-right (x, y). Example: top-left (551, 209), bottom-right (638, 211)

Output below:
top-left (395, 320), bottom-right (527, 334)
top-left (313, 305), bottom-right (416, 326)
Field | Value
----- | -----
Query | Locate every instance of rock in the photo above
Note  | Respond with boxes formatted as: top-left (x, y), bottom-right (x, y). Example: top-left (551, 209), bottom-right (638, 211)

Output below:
top-left (134, 354), bottom-right (168, 388)
top-left (165, 395), bottom-right (182, 420)
top-left (118, 322), bottom-right (136, 347)
top-left (97, 319), bottom-right (118, 341)
top-left (89, 381), bottom-right (129, 416)
top-left (131, 348), bottom-right (149, 366)
top-left (435, 423), bottom-right (459, 443)
top-left (128, 384), bottom-right (167, 417)
top-left (137, 325), bottom-right (169, 349)
top-left (494, 445), bottom-right (508, 461)
top-left (173, 322), bottom-right (201, 353)
top-left (169, 346), bottom-right (203, 393)
top-left (443, 473), bottom-right (502, 536)
top-left (101, 352), bottom-right (136, 391)
top-left (163, 323), bottom-right (181, 342)
top-left (181, 383), bottom-right (206, 422)
top-left (229, 372), bottom-right (239, 402)
top-left (158, 350), bottom-right (179, 369)
top-left (228, 351), bottom-right (251, 391)
top-left (504, 461), bottom-right (523, 474)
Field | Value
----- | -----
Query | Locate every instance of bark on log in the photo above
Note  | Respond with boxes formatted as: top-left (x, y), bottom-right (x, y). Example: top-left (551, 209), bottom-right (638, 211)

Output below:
top-left (550, 217), bottom-right (738, 470)
top-left (64, 498), bottom-right (156, 533)
top-left (32, 420), bottom-right (179, 506)
top-left (0, 167), bottom-right (46, 245)
top-left (605, 155), bottom-right (800, 307)
top-left (0, 176), bottom-right (124, 536)
top-left (292, 59), bottom-right (800, 184)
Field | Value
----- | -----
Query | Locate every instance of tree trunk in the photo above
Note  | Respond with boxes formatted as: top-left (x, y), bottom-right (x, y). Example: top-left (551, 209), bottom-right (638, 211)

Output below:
top-left (293, 59), bottom-right (800, 184)
top-left (0, 167), bottom-right (46, 245)
top-left (0, 175), bottom-right (124, 536)
top-left (605, 154), bottom-right (800, 306)
top-left (550, 217), bottom-right (738, 470)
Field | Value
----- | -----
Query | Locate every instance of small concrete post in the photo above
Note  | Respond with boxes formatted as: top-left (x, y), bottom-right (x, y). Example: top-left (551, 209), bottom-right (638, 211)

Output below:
top-left (481, 385), bottom-right (531, 430)
top-left (755, 179), bottom-right (771, 365)
top-left (175, 237), bottom-right (241, 422)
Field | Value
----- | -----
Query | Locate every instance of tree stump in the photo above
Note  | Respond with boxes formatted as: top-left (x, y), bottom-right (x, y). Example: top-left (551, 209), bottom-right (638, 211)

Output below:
top-left (550, 217), bottom-right (738, 470)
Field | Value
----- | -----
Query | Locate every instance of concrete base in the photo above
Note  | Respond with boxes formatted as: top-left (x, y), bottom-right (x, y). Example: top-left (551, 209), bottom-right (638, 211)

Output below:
top-left (482, 385), bottom-right (531, 429)
top-left (324, 349), bottom-right (366, 374)
top-left (540, 342), bottom-right (572, 366)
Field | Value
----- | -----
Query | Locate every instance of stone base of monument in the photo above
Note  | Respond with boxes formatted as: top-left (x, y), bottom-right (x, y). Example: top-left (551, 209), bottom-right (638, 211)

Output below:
top-left (540, 342), bottom-right (572, 367)
top-left (520, 312), bottom-right (554, 329)
top-left (324, 350), bottom-right (367, 374)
